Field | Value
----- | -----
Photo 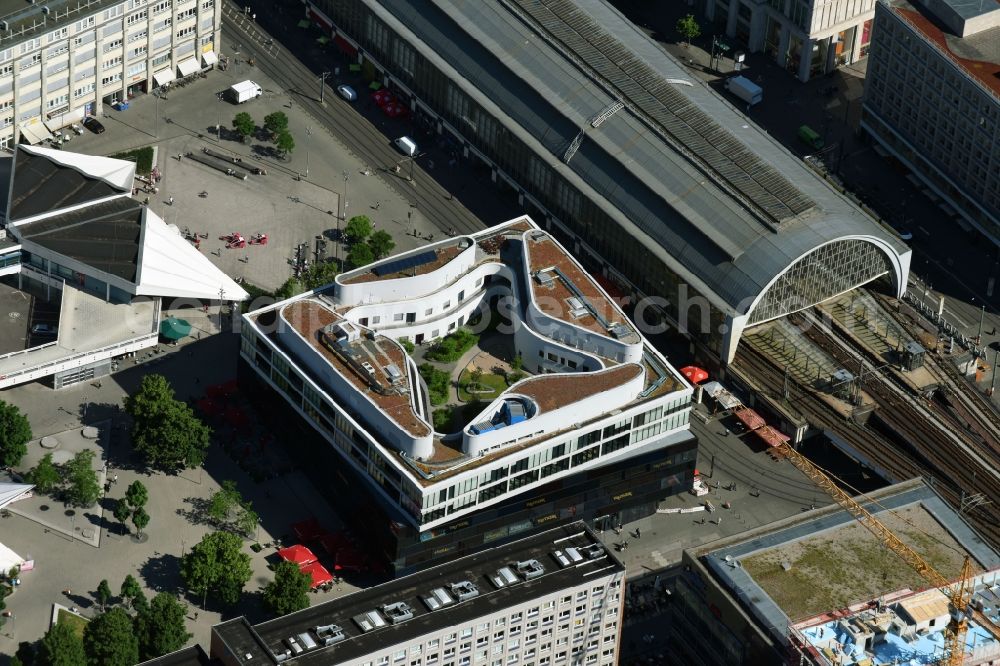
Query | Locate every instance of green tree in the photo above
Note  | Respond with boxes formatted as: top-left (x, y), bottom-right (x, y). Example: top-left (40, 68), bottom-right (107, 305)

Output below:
top-left (367, 229), bottom-right (396, 260)
top-left (37, 622), bottom-right (86, 666)
top-left (0, 401), bottom-right (31, 467)
top-left (120, 574), bottom-right (142, 609)
top-left (207, 480), bottom-right (240, 525)
top-left (180, 531), bottom-right (252, 607)
top-left (132, 507), bottom-right (150, 538)
top-left (301, 261), bottom-right (339, 290)
top-left (134, 593), bottom-right (192, 661)
top-left (28, 452), bottom-right (59, 494)
top-left (123, 375), bottom-right (212, 471)
top-left (232, 112), bottom-right (255, 141)
top-left (113, 499), bottom-right (131, 535)
top-left (125, 480), bottom-right (148, 510)
top-left (347, 242), bottom-right (374, 269)
top-left (275, 130), bottom-right (295, 156)
top-left (263, 111), bottom-right (289, 137)
top-left (132, 589), bottom-right (149, 616)
top-left (65, 450), bottom-right (99, 507)
top-left (343, 215), bottom-right (373, 244)
top-left (236, 503), bottom-right (258, 539)
top-left (676, 14), bottom-right (701, 46)
top-left (83, 608), bottom-right (138, 666)
top-left (15, 641), bottom-right (36, 666)
top-left (95, 579), bottom-right (112, 611)
top-left (262, 561), bottom-right (311, 616)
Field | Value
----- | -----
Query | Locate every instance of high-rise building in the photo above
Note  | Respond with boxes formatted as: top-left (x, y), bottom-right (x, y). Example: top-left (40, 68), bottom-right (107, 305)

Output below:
top-left (211, 523), bottom-right (626, 666)
top-left (862, 0), bottom-right (1000, 246)
top-left (702, 0), bottom-right (876, 81)
top-left (239, 216), bottom-right (697, 573)
top-left (0, 0), bottom-right (222, 149)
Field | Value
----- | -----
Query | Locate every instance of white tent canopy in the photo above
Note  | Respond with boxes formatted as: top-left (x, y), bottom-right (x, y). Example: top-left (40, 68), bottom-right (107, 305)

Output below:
top-left (135, 209), bottom-right (249, 301)
top-left (202, 51), bottom-right (218, 66)
top-left (44, 107), bottom-right (85, 133)
top-left (0, 482), bottom-right (33, 509)
top-left (153, 68), bottom-right (175, 87)
top-left (19, 145), bottom-right (134, 191)
top-left (177, 57), bottom-right (200, 77)
top-left (18, 121), bottom-right (53, 145)
top-left (0, 542), bottom-right (24, 573)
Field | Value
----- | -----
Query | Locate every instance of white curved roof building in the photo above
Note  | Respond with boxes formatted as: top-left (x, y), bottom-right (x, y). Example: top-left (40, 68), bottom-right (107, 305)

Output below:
top-left (241, 217), bottom-right (694, 530)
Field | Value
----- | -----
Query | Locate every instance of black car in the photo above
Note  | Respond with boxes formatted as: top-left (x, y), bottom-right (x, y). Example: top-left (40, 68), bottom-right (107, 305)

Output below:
top-left (83, 116), bottom-right (105, 134)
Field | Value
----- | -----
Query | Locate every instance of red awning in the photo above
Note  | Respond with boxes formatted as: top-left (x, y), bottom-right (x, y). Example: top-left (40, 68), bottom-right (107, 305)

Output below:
top-left (755, 426), bottom-right (791, 448)
top-left (277, 544), bottom-right (318, 566)
top-left (733, 407), bottom-right (765, 431)
top-left (292, 518), bottom-right (324, 543)
top-left (679, 366), bottom-right (709, 384)
top-left (334, 35), bottom-right (357, 56)
top-left (299, 562), bottom-right (334, 589)
top-left (308, 5), bottom-right (334, 31)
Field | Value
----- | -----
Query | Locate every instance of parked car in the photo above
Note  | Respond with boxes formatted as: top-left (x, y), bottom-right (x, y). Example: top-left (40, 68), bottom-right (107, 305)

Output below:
top-left (70, 123), bottom-right (84, 135)
top-left (336, 85), bottom-right (357, 102)
top-left (82, 117), bottom-right (105, 134)
top-left (31, 323), bottom-right (58, 337)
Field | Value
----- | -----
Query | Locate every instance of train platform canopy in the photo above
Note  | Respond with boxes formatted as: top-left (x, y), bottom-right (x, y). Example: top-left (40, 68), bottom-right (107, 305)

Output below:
top-left (370, 0), bottom-right (912, 358)
top-left (0, 482), bottom-right (33, 510)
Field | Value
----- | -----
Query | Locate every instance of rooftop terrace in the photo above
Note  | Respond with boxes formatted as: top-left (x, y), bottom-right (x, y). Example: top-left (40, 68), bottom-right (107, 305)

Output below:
top-left (212, 522), bottom-right (623, 666)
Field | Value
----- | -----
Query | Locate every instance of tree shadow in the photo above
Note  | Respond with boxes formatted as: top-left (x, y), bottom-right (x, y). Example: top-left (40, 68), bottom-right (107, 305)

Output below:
top-left (175, 496), bottom-right (214, 528)
top-left (139, 552), bottom-right (183, 594)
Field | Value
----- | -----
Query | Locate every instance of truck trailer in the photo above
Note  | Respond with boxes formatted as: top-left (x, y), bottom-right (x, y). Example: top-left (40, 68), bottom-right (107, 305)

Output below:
top-left (229, 80), bottom-right (262, 104)
top-left (725, 76), bottom-right (763, 107)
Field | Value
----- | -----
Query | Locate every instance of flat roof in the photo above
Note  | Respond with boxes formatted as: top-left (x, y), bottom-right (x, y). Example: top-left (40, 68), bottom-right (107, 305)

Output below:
top-left (525, 232), bottom-right (638, 342)
top-left (340, 242), bottom-right (467, 284)
top-left (699, 479), bottom-right (1000, 641)
top-left (281, 299), bottom-right (431, 439)
top-left (886, 0), bottom-right (1000, 97)
top-left (368, 0), bottom-right (907, 312)
top-left (17, 197), bottom-right (143, 281)
top-left (212, 522), bottom-right (623, 666)
top-left (0, 0), bottom-right (120, 48)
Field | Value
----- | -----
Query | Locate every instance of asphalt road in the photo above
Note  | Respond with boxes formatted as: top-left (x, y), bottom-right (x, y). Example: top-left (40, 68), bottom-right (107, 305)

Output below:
top-left (223, 0), bottom-right (522, 238)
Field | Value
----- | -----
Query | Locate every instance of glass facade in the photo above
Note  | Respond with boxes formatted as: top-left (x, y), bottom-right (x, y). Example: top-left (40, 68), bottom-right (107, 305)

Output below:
top-left (748, 239), bottom-right (892, 325)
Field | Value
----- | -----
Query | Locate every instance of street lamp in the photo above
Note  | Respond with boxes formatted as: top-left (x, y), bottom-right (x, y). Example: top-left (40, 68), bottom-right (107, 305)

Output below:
top-left (319, 72), bottom-right (330, 104)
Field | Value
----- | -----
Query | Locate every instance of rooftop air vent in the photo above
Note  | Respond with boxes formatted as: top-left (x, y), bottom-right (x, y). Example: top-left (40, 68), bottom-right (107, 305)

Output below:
top-left (0, 21), bottom-right (7, 31)
top-left (353, 609), bottom-right (387, 633)
top-left (516, 559), bottom-right (545, 580)
top-left (609, 323), bottom-right (631, 339)
top-left (40, 5), bottom-right (49, 13)
top-left (384, 363), bottom-right (403, 383)
top-left (535, 271), bottom-right (554, 287)
top-left (421, 587), bottom-right (455, 611)
top-left (313, 624), bottom-right (346, 646)
top-left (579, 543), bottom-right (606, 560)
top-left (490, 566), bottom-right (519, 589)
top-left (451, 580), bottom-right (480, 602)
top-left (381, 601), bottom-right (414, 624)
top-left (283, 637), bottom-right (303, 656)
top-left (296, 632), bottom-right (318, 650)
top-left (552, 548), bottom-right (584, 568)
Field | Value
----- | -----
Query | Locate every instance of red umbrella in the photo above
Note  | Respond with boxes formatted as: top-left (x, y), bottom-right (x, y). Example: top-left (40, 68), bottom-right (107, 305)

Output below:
top-left (299, 562), bottom-right (334, 589)
top-left (679, 366), bottom-right (709, 384)
top-left (277, 544), bottom-right (318, 566)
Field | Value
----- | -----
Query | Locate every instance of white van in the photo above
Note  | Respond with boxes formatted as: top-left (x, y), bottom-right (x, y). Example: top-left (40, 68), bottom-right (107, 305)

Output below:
top-left (394, 136), bottom-right (418, 156)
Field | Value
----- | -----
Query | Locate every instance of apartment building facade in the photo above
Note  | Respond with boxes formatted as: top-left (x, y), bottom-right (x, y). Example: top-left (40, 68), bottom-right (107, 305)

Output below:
top-left (861, 0), bottom-right (1000, 246)
top-left (212, 524), bottom-right (626, 666)
top-left (0, 0), bottom-right (221, 149)
top-left (703, 0), bottom-right (876, 81)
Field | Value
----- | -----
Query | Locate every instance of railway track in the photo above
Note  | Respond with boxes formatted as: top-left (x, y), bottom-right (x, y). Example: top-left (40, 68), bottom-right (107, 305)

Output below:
top-left (221, 2), bottom-right (487, 238)
top-left (797, 311), bottom-right (1000, 546)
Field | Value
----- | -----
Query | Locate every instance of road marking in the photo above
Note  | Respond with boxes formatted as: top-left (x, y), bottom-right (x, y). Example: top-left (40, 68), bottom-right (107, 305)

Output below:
top-left (919, 226), bottom-right (930, 236)
top-left (944, 309), bottom-right (969, 328)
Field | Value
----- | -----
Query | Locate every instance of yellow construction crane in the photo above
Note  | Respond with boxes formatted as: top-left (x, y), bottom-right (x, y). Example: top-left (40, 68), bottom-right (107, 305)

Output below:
top-left (773, 441), bottom-right (993, 665)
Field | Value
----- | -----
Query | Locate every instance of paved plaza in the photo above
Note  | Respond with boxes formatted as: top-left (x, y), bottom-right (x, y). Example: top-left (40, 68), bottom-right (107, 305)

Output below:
top-left (64, 66), bottom-right (446, 293)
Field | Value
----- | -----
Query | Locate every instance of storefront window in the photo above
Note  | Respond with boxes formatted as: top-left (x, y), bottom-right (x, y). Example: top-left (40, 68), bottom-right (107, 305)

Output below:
top-left (859, 19), bottom-right (873, 58)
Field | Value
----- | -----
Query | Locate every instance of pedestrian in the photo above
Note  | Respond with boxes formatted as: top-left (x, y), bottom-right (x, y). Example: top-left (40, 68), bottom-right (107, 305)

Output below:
top-left (194, 611), bottom-right (200, 620)
top-left (252, 13), bottom-right (256, 21)
top-left (623, 540), bottom-right (628, 551)
top-left (635, 527), bottom-right (641, 539)
top-left (113, 473), bottom-right (118, 484)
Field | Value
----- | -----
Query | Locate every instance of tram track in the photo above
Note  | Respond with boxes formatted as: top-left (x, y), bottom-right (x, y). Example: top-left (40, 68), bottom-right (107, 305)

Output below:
top-left (221, 2), bottom-right (487, 238)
